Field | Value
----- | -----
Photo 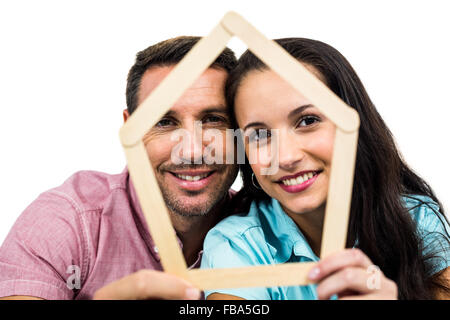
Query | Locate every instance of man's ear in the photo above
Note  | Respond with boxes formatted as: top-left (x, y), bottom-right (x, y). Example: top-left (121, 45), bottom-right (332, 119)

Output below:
top-left (123, 109), bottom-right (130, 123)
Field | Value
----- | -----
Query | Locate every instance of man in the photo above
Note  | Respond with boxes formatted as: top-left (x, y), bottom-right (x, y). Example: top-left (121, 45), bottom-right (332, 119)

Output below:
top-left (0, 36), bottom-right (239, 299)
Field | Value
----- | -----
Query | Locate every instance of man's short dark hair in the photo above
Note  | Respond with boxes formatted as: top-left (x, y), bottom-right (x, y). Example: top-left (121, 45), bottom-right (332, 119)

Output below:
top-left (126, 36), bottom-right (237, 115)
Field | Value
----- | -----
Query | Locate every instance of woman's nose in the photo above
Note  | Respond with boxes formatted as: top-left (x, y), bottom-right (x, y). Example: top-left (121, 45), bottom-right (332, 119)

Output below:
top-left (277, 130), bottom-right (304, 171)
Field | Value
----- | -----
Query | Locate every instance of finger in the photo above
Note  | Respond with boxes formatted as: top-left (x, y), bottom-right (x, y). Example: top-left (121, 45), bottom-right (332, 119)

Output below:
top-left (309, 248), bottom-right (373, 281)
top-left (316, 267), bottom-right (371, 300)
top-left (334, 289), bottom-right (358, 298)
top-left (339, 294), bottom-right (379, 300)
top-left (134, 270), bottom-right (201, 300)
top-left (339, 293), bottom-right (393, 300)
top-left (94, 270), bottom-right (200, 300)
top-left (339, 277), bottom-right (398, 300)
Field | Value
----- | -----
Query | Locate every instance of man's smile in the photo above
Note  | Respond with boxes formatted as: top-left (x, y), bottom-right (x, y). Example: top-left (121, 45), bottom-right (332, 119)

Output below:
top-left (167, 169), bottom-right (217, 192)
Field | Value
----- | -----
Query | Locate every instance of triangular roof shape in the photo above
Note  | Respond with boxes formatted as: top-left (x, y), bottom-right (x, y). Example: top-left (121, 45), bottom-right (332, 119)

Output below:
top-left (119, 11), bottom-right (360, 290)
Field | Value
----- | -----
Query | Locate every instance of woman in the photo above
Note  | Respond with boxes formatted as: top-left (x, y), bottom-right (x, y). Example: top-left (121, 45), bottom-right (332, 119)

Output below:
top-left (200, 38), bottom-right (450, 300)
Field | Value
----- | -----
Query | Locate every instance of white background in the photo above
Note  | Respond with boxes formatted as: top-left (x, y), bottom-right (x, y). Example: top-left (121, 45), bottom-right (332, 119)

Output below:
top-left (0, 0), bottom-right (449, 244)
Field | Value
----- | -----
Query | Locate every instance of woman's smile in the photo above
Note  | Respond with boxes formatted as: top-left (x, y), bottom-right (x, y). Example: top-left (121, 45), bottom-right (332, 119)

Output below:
top-left (276, 170), bottom-right (322, 193)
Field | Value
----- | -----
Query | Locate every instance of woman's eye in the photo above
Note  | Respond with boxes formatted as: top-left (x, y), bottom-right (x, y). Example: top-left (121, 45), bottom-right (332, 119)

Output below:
top-left (248, 129), bottom-right (271, 143)
top-left (156, 118), bottom-right (176, 127)
top-left (297, 115), bottom-right (320, 127)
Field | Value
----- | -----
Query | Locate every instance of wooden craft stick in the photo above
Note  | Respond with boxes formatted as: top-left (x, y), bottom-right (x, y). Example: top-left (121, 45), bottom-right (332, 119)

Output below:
top-left (188, 262), bottom-right (316, 290)
top-left (320, 129), bottom-right (359, 257)
top-left (124, 141), bottom-right (188, 276)
top-left (221, 11), bottom-right (360, 133)
top-left (119, 10), bottom-right (361, 289)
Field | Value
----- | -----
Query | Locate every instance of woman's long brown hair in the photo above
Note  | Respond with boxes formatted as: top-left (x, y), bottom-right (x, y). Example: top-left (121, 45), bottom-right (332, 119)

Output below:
top-left (226, 38), bottom-right (450, 299)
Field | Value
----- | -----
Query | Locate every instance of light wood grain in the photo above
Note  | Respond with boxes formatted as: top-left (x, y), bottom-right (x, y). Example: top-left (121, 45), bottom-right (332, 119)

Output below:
top-left (188, 262), bottom-right (316, 290)
top-left (320, 129), bottom-right (359, 258)
top-left (124, 141), bottom-right (187, 277)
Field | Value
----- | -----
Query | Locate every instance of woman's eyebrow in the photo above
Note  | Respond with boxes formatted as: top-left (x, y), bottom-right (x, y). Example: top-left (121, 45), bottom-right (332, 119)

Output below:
top-left (243, 104), bottom-right (314, 131)
top-left (287, 104), bottom-right (314, 119)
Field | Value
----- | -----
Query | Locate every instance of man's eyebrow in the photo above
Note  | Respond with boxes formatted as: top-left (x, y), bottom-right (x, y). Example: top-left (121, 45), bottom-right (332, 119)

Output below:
top-left (159, 106), bottom-right (228, 120)
top-left (287, 104), bottom-right (314, 119)
top-left (161, 110), bottom-right (177, 118)
top-left (200, 106), bottom-right (228, 114)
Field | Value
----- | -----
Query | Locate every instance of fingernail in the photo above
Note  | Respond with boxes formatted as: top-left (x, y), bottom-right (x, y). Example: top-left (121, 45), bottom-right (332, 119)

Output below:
top-left (185, 287), bottom-right (201, 300)
top-left (308, 267), bottom-right (320, 280)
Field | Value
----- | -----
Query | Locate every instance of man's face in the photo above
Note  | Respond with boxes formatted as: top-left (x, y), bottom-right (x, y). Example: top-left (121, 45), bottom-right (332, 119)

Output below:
top-left (126, 66), bottom-right (238, 217)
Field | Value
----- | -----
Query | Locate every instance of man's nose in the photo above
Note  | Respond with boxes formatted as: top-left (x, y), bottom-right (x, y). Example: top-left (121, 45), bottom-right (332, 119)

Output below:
top-left (182, 121), bottom-right (204, 164)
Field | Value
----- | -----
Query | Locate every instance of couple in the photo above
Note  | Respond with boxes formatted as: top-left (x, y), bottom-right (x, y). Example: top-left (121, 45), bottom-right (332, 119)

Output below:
top-left (0, 36), bottom-right (449, 300)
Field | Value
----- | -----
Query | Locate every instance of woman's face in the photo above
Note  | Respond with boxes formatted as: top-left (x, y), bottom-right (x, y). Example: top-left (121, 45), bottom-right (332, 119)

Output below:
top-left (235, 67), bottom-right (336, 216)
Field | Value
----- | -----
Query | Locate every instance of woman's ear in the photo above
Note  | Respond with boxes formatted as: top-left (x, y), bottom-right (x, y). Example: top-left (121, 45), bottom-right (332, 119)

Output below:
top-left (123, 109), bottom-right (130, 123)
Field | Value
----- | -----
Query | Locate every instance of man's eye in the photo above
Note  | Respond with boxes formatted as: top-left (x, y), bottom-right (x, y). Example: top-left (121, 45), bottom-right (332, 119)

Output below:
top-left (297, 115), bottom-right (320, 127)
top-left (156, 118), bottom-right (176, 127)
top-left (248, 129), bottom-right (271, 143)
top-left (203, 115), bottom-right (225, 124)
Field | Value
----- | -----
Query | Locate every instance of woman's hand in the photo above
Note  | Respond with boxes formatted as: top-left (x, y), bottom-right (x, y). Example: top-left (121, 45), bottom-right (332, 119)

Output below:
top-left (308, 248), bottom-right (398, 300)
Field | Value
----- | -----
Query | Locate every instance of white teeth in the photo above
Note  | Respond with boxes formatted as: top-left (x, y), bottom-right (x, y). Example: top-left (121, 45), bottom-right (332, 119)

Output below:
top-left (282, 172), bottom-right (317, 186)
top-left (176, 173), bottom-right (208, 181)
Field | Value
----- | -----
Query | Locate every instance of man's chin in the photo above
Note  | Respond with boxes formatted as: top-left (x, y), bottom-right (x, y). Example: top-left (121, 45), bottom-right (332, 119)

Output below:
top-left (157, 167), bottom-right (237, 217)
top-left (162, 191), bottom-right (221, 217)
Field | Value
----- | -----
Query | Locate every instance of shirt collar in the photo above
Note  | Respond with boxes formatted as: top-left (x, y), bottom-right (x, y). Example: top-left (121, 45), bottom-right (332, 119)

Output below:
top-left (258, 198), bottom-right (319, 263)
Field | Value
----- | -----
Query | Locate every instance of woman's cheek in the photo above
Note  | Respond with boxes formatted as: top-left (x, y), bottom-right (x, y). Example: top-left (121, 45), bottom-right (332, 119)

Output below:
top-left (305, 127), bottom-right (335, 165)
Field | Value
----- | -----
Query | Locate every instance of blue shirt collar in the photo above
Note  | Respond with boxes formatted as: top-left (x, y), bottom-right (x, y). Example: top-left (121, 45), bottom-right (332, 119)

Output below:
top-left (257, 198), bottom-right (319, 263)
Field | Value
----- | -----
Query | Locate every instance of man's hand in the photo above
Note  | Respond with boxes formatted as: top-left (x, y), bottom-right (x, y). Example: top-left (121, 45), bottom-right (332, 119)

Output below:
top-left (308, 248), bottom-right (398, 300)
top-left (93, 269), bottom-right (201, 300)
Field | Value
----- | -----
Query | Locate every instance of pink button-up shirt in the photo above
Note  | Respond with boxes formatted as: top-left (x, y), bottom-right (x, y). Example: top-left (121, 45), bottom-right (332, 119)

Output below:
top-left (0, 168), bottom-right (233, 299)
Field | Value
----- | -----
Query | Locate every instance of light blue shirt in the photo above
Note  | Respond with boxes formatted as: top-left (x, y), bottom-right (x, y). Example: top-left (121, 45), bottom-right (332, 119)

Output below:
top-left (201, 194), bottom-right (450, 300)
